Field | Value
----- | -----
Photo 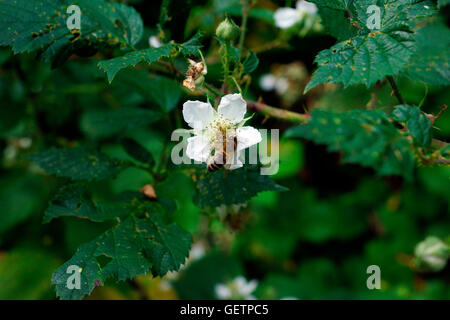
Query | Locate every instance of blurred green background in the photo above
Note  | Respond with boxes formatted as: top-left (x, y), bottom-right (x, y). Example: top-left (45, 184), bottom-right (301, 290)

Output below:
top-left (0, 0), bottom-right (449, 299)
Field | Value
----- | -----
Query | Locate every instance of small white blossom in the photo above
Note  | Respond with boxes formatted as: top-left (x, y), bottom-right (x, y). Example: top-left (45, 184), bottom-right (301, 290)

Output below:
top-left (149, 35), bottom-right (162, 48)
top-left (189, 242), bottom-right (206, 261)
top-left (274, 0), bottom-right (318, 29)
top-left (259, 74), bottom-right (289, 95)
top-left (214, 276), bottom-right (258, 300)
top-left (259, 74), bottom-right (277, 91)
top-left (182, 93), bottom-right (262, 170)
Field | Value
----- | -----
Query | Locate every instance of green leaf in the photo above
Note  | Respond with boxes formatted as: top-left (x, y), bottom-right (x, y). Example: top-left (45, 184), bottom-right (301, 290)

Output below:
top-left (98, 44), bottom-right (175, 83)
top-left (121, 138), bottom-right (155, 165)
top-left (305, 0), bottom-right (436, 92)
top-left (44, 183), bottom-right (132, 223)
top-left (30, 147), bottom-right (130, 181)
top-left (179, 32), bottom-right (203, 56)
top-left (309, 0), bottom-right (349, 10)
top-left (404, 22), bottom-right (450, 87)
top-left (98, 33), bottom-right (203, 83)
top-left (315, 6), bottom-right (357, 41)
top-left (134, 214), bottom-right (193, 276)
top-left (190, 165), bottom-right (288, 208)
top-left (52, 212), bottom-right (192, 300)
top-left (145, 76), bottom-right (183, 112)
top-left (243, 51), bottom-right (259, 74)
top-left (0, 0), bottom-right (143, 62)
top-left (285, 109), bottom-right (416, 179)
top-left (81, 107), bottom-right (162, 139)
top-left (393, 104), bottom-right (432, 147)
top-left (115, 70), bottom-right (184, 112)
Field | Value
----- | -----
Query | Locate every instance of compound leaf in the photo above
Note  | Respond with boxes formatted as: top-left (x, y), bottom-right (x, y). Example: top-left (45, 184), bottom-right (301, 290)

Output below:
top-left (190, 166), bottom-right (288, 208)
top-left (52, 211), bottom-right (192, 299)
top-left (98, 44), bottom-right (175, 83)
top-left (305, 0), bottom-right (435, 92)
top-left (0, 0), bottom-right (143, 63)
top-left (285, 109), bottom-right (416, 179)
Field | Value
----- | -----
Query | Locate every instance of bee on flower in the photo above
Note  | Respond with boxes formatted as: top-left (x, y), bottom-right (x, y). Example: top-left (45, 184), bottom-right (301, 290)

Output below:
top-left (182, 93), bottom-right (262, 171)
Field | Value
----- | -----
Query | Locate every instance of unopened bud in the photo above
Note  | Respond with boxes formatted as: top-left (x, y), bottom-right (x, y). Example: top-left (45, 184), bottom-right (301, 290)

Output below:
top-left (414, 236), bottom-right (449, 272)
top-left (216, 16), bottom-right (240, 42)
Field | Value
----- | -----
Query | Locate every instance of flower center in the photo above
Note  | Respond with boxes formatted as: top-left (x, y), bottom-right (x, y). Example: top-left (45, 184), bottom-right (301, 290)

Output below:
top-left (204, 115), bottom-right (236, 147)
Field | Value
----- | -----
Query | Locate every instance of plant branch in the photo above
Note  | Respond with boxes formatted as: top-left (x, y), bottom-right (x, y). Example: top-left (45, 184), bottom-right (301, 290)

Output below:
top-left (387, 76), bottom-right (406, 105)
top-left (247, 100), bottom-right (310, 124)
top-left (238, 2), bottom-right (250, 62)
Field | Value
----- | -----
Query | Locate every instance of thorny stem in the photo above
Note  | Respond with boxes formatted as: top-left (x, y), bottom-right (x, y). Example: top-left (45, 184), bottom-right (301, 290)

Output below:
top-left (387, 76), bottom-right (406, 105)
top-left (247, 100), bottom-right (310, 124)
top-left (222, 41), bottom-right (231, 90)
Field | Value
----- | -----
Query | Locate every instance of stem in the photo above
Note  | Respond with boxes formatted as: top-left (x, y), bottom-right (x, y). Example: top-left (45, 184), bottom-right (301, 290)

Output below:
top-left (222, 41), bottom-right (231, 88)
top-left (238, 2), bottom-right (250, 62)
top-left (387, 76), bottom-right (406, 105)
top-left (247, 101), bottom-right (310, 124)
top-left (204, 82), bottom-right (222, 97)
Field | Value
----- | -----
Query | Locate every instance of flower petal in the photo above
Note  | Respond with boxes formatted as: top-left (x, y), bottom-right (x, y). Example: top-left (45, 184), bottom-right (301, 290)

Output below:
top-left (227, 151), bottom-right (244, 170)
top-left (236, 126), bottom-right (262, 152)
top-left (273, 7), bottom-right (300, 29)
top-left (296, 0), bottom-right (318, 15)
top-left (186, 135), bottom-right (211, 162)
top-left (182, 101), bottom-right (215, 130)
top-left (218, 93), bottom-right (247, 124)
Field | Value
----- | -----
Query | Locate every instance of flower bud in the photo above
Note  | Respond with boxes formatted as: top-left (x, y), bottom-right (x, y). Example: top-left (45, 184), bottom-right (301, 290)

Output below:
top-left (216, 17), bottom-right (240, 41)
top-left (414, 236), bottom-right (449, 272)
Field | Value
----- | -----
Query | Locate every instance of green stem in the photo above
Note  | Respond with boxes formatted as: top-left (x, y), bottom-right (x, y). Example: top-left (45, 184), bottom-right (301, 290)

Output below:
top-left (223, 41), bottom-right (231, 86)
top-left (247, 101), bottom-right (310, 124)
top-left (238, 3), bottom-right (250, 62)
top-left (204, 83), bottom-right (222, 97)
top-left (387, 76), bottom-right (406, 105)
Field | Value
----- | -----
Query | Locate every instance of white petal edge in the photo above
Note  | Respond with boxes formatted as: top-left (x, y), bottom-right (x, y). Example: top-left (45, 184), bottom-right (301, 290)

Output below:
top-left (296, 0), bottom-right (318, 15)
top-left (217, 93), bottom-right (247, 124)
top-left (236, 126), bottom-right (262, 152)
top-left (227, 151), bottom-right (244, 170)
top-left (186, 135), bottom-right (211, 162)
top-left (273, 7), bottom-right (301, 29)
top-left (182, 100), bottom-right (215, 130)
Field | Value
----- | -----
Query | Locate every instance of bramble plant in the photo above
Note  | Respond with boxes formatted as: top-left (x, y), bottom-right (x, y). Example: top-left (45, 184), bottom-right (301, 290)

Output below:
top-left (0, 0), bottom-right (449, 300)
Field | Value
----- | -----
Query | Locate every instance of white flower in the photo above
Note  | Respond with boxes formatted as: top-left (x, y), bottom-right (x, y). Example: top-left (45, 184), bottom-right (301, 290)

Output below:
top-left (182, 93), bottom-right (262, 170)
top-left (274, 0), bottom-right (318, 29)
top-left (259, 74), bottom-right (277, 91)
top-left (149, 35), bottom-right (162, 48)
top-left (259, 74), bottom-right (289, 95)
top-left (214, 276), bottom-right (258, 300)
top-left (274, 77), bottom-right (289, 95)
top-left (189, 242), bottom-right (206, 261)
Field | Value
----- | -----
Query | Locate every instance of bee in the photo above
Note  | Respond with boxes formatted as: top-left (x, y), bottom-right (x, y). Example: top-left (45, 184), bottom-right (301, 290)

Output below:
top-left (207, 134), bottom-right (238, 172)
